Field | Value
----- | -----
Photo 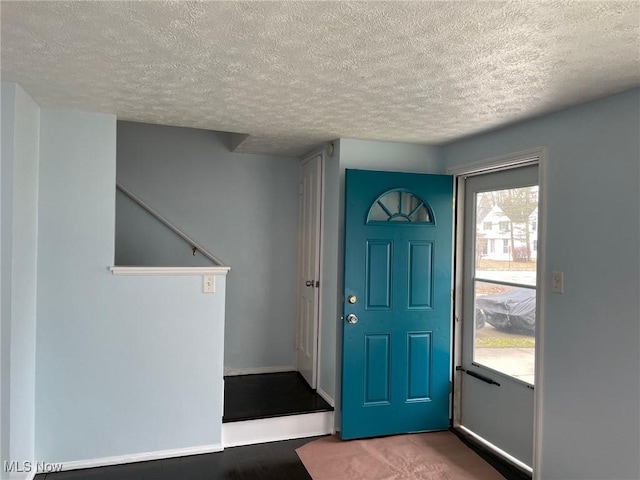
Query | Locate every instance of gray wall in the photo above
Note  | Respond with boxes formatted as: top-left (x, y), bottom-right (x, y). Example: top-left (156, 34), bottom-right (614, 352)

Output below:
top-left (321, 139), bottom-right (443, 416)
top-left (1, 82), bottom-right (40, 479)
top-left (443, 88), bottom-right (640, 480)
top-left (116, 121), bottom-right (300, 373)
top-left (115, 189), bottom-right (215, 267)
top-left (35, 109), bottom-right (226, 462)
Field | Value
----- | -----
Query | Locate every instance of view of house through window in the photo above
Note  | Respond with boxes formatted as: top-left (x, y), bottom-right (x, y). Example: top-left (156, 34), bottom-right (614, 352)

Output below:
top-left (473, 186), bottom-right (538, 384)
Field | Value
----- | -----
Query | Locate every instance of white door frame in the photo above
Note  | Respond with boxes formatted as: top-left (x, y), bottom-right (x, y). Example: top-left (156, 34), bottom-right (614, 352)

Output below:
top-left (296, 150), bottom-right (325, 389)
top-left (448, 147), bottom-right (548, 477)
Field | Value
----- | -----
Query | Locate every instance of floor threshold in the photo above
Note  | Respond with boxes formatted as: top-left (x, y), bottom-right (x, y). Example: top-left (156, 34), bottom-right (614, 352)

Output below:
top-left (222, 411), bottom-right (334, 448)
top-left (223, 405), bottom-right (334, 423)
top-left (451, 427), bottom-right (532, 480)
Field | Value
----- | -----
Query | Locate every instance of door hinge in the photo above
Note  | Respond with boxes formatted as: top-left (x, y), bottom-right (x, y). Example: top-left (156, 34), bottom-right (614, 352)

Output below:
top-left (299, 182), bottom-right (303, 195)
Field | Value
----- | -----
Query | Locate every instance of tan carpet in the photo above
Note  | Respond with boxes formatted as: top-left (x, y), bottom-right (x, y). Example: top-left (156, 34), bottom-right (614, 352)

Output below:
top-left (296, 431), bottom-right (505, 480)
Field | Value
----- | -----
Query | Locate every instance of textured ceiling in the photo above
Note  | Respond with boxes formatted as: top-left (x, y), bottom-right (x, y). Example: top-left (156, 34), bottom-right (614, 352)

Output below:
top-left (2, 1), bottom-right (639, 156)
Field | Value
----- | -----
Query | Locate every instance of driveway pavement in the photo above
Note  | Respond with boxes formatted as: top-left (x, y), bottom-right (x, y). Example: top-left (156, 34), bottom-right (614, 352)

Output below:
top-left (474, 348), bottom-right (535, 384)
top-left (475, 324), bottom-right (535, 384)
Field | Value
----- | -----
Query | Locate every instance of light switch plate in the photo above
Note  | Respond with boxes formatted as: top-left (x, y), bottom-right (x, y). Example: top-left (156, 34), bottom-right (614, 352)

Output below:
top-left (203, 275), bottom-right (215, 293)
top-left (551, 271), bottom-right (564, 293)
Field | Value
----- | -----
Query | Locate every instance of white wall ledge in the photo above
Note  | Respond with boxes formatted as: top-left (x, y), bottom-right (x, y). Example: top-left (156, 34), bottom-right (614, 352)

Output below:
top-left (109, 266), bottom-right (230, 276)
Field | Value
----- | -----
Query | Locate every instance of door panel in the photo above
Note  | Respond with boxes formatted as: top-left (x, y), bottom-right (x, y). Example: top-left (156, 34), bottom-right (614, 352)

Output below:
top-left (364, 334), bottom-right (391, 404)
top-left (296, 155), bottom-right (322, 388)
top-left (366, 240), bottom-right (392, 309)
top-left (408, 241), bottom-right (433, 308)
top-left (407, 332), bottom-right (432, 400)
top-left (341, 169), bottom-right (453, 440)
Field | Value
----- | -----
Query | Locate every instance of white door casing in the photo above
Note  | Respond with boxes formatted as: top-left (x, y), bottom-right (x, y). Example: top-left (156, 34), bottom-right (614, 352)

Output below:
top-left (296, 154), bottom-right (322, 388)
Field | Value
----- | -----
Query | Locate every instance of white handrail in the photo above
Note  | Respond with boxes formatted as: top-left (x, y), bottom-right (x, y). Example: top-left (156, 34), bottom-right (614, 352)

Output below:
top-left (116, 182), bottom-right (226, 267)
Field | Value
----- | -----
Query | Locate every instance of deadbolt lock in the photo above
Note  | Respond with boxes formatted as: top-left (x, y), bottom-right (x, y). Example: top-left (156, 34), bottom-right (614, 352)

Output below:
top-left (347, 295), bottom-right (357, 304)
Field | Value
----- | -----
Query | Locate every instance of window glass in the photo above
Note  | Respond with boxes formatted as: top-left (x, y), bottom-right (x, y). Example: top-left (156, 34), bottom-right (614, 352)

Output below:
top-left (367, 190), bottom-right (433, 224)
top-left (474, 185), bottom-right (538, 384)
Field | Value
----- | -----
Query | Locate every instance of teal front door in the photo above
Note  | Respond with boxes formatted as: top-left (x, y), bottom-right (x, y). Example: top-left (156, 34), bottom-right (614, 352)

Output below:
top-left (341, 169), bottom-right (453, 439)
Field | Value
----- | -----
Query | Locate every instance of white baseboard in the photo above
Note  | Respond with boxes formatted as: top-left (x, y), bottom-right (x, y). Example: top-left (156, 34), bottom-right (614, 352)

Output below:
top-left (222, 411), bottom-right (333, 448)
top-left (316, 386), bottom-right (334, 407)
top-left (50, 443), bottom-right (223, 472)
top-left (224, 365), bottom-right (295, 376)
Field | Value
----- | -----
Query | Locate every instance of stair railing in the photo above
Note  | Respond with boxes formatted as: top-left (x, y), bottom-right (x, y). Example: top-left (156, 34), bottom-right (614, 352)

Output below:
top-left (116, 182), bottom-right (226, 267)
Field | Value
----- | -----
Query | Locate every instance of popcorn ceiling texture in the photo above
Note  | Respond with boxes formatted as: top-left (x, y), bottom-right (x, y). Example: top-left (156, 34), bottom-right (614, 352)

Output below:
top-left (2, 1), bottom-right (639, 156)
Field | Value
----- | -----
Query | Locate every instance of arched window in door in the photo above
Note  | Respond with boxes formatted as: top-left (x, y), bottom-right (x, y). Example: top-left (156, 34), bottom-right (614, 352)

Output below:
top-left (366, 189), bottom-right (435, 224)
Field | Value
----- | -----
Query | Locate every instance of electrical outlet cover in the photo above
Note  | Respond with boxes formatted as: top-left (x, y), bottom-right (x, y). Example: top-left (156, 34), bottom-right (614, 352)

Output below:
top-left (203, 275), bottom-right (215, 293)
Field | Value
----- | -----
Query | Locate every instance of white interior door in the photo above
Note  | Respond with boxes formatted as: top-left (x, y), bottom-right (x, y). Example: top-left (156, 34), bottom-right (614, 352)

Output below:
top-left (457, 163), bottom-right (539, 469)
top-left (296, 154), bottom-right (322, 388)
